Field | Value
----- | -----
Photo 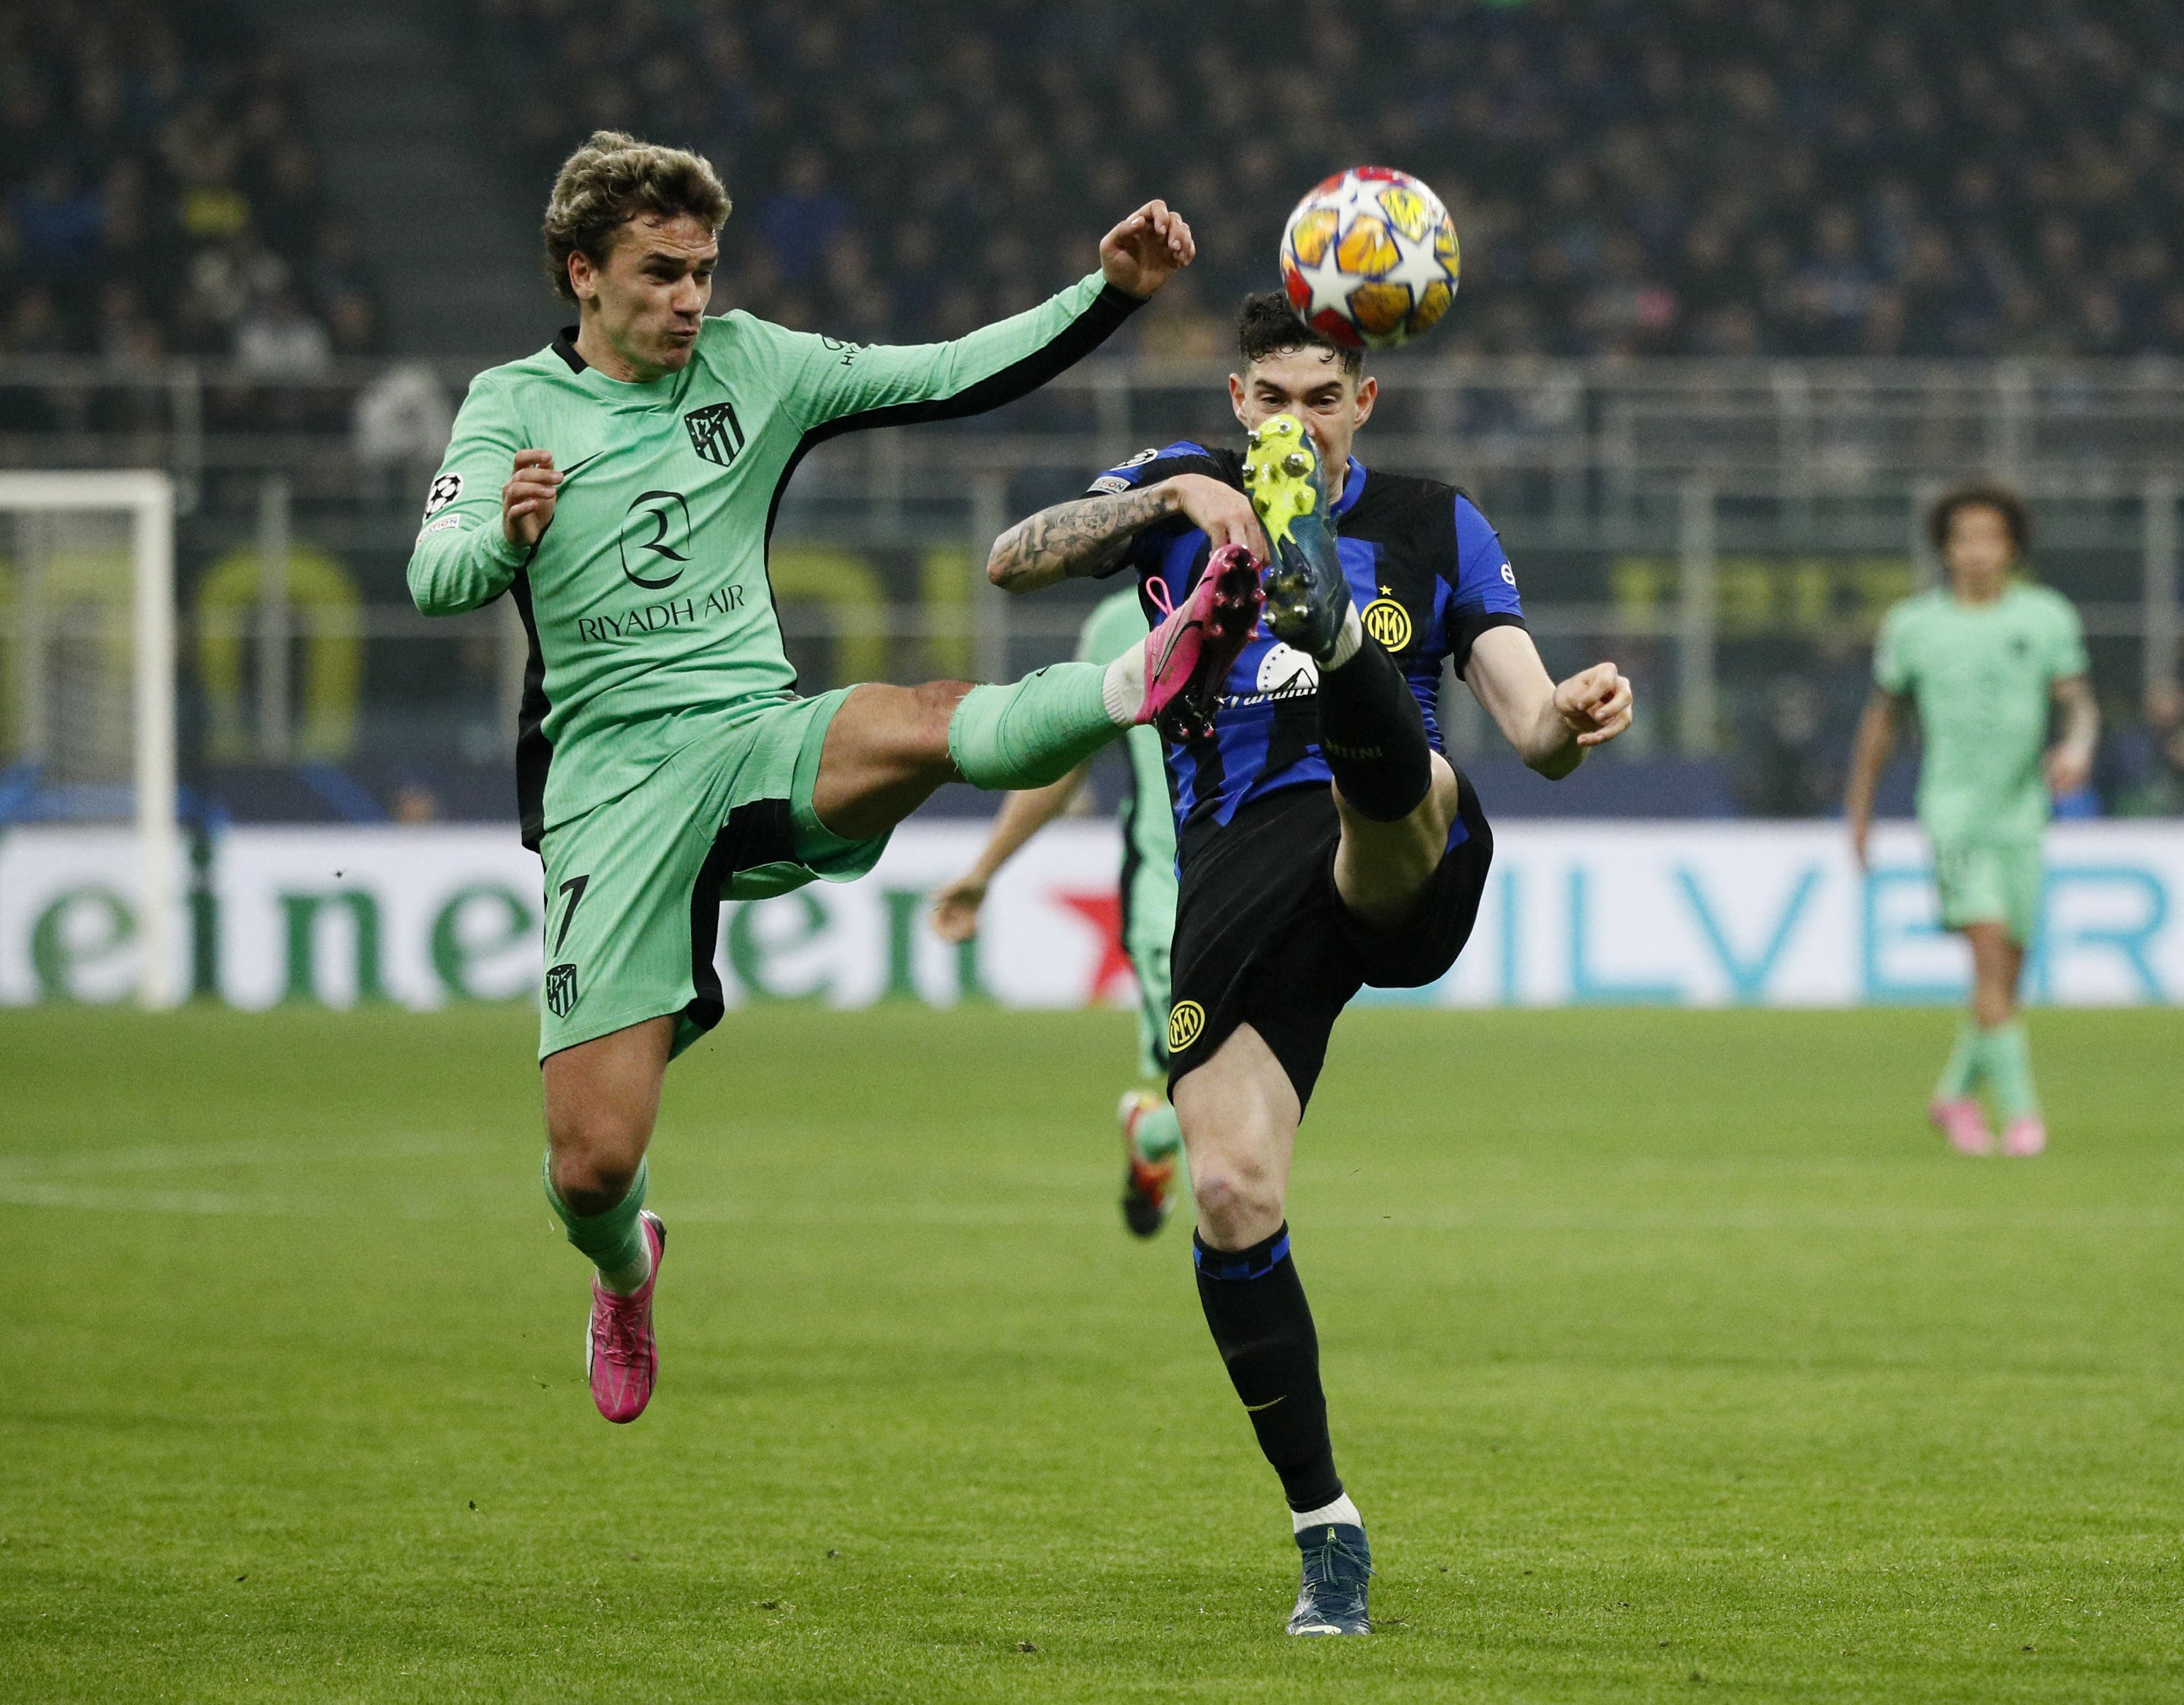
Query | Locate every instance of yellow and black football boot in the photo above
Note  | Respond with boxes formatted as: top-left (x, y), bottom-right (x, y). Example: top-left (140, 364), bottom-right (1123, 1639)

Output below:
top-left (1242, 413), bottom-right (1351, 658)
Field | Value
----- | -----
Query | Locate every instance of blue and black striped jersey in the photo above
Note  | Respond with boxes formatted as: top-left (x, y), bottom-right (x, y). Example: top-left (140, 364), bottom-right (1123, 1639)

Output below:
top-left (1085, 439), bottom-right (1527, 841)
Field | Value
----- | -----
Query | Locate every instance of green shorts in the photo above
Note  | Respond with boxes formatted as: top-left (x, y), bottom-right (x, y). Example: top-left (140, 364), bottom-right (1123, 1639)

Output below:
top-left (1931, 836), bottom-right (2043, 946)
top-left (535, 689), bottom-right (887, 1061)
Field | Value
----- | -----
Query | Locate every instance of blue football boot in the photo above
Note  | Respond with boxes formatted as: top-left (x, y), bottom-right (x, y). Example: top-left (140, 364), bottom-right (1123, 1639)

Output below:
top-left (1287, 1520), bottom-right (1374, 1635)
top-left (1243, 413), bottom-right (1351, 658)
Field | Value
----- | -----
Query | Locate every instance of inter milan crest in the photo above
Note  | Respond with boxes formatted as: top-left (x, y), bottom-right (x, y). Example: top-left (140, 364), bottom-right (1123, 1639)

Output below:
top-left (545, 962), bottom-right (579, 1018)
top-left (684, 400), bottom-right (746, 467)
top-left (1168, 999), bottom-right (1206, 1053)
top-left (1360, 589), bottom-right (1413, 651)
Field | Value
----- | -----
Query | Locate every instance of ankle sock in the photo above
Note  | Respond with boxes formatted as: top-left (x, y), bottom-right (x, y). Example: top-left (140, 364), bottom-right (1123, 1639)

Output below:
top-left (1320, 604), bottom-right (1364, 669)
top-left (1100, 647), bottom-right (1145, 726)
top-left (1290, 1491), bottom-right (1362, 1534)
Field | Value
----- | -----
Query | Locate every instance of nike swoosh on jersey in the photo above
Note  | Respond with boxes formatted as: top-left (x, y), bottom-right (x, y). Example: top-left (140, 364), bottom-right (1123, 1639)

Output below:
top-left (556, 450), bottom-right (607, 482)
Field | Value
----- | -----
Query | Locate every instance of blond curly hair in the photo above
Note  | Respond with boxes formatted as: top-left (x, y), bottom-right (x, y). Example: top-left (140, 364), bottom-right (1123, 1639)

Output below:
top-left (541, 131), bottom-right (730, 302)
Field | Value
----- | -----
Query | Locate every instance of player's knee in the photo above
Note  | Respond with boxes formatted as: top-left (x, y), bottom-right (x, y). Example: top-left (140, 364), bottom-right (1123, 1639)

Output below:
top-left (546, 1126), bottom-right (646, 1214)
top-left (1191, 1162), bottom-right (1283, 1243)
top-left (875, 680), bottom-right (972, 772)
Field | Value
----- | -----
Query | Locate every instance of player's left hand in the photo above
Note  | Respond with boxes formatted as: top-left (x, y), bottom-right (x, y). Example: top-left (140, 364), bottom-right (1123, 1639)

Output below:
top-left (1554, 662), bottom-right (1633, 747)
top-left (2045, 742), bottom-right (2092, 796)
top-left (1100, 201), bottom-right (1196, 300)
top-left (930, 874), bottom-right (987, 943)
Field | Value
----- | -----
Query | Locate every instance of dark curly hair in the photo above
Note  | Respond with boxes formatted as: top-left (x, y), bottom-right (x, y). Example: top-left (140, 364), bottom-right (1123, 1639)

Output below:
top-left (542, 131), bottom-right (730, 303)
top-left (1927, 481), bottom-right (2032, 556)
top-left (1235, 290), bottom-right (1362, 377)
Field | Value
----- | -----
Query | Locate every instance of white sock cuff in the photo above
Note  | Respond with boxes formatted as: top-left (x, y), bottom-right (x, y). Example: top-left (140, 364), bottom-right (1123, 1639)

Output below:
top-left (1320, 606), bottom-right (1364, 670)
top-left (1290, 1492), bottom-right (1362, 1533)
top-left (1100, 649), bottom-right (1144, 727)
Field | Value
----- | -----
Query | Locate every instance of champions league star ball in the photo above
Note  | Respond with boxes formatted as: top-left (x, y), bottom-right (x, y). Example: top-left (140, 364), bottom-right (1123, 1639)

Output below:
top-left (1279, 166), bottom-right (1460, 351)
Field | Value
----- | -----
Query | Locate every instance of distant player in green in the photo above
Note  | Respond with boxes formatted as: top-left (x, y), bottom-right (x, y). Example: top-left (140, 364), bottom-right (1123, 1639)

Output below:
top-left (930, 589), bottom-right (1185, 1236)
top-left (406, 133), bottom-right (1260, 1424)
top-left (1847, 483), bottom-right (2099, 1157)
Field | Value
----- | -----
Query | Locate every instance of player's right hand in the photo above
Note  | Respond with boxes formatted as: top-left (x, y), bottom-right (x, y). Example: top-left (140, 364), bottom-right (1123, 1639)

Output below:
top-left (930, 874), bottom-right (987, 943)
top-left (503, 448), bottom-right (560, 548)
top-left (1160, 474), bottom-right (1270, 562)
top-left (1849, 815), bottom-right (1871, 872)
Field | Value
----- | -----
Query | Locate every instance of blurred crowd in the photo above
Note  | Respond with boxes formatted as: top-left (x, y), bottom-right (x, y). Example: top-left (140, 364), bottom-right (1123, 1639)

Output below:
top-left (0, 2), bottom-right (376, 369)
top-left (462, 0), bottom-right (2184, 360)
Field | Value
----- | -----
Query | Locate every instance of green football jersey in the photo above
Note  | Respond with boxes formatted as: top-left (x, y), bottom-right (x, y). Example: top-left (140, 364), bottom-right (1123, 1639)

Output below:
top-left (1873, 579), bottom-right (2089, 843)
top-left (408, 273), bottom-right (1142, 847)
top-left (1075, 589), bottom-right (1176, 883)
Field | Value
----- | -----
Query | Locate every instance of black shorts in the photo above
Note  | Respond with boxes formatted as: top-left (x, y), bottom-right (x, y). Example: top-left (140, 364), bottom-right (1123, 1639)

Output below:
top-left (1165, 775), bottom-right (1493, 1110)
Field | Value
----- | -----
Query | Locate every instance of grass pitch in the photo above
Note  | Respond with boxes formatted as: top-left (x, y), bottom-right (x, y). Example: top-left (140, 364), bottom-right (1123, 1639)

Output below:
top-left (4, 1003), bottom-right (2182, 1703)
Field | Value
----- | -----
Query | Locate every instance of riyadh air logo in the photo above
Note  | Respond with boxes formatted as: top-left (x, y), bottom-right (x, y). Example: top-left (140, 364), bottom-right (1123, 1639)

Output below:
top-left (1168, 1000), bottom-right (1206, 1053)
top-left (619, 489), bottom-right (692, 589)
top-left (545, 962), bottom-right (579, 1018)
top-left (684, 400), bottom-right (745, 467)
top-left (1361, 587), bottom-right (1413, 651)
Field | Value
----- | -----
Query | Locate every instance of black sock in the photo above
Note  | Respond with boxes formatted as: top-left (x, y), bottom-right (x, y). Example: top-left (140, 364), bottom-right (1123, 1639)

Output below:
top-left (1316, 634), bottom-right (1431, 821)
top-left (1194, 1224), bottom-right (1343, 1512)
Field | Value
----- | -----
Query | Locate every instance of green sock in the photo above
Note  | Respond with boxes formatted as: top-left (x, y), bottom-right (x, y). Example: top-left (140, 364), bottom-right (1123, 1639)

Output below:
top-left (1934, 1021), bottom-right (1986, 1102)
top-left (1133, 1099), bottom-right (1183, 1163)
top-left (543, 1155), bottom-right (652, 1295)
top-left (948, 662), bottom-right (1121, 790)
top-left (1984, 1022), bottom-right (2040, 1122)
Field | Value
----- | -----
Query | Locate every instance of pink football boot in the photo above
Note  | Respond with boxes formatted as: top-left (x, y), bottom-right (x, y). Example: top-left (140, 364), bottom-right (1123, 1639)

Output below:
top-left (1928, 1097), bottom-right (1995, 1157)
top-left (587, 1210), bottom-right (666, 1423)
top-left (2001, 1115), bottom-right (2047, 1157)
top-left (1135, 543), bottom-right (1265, 743)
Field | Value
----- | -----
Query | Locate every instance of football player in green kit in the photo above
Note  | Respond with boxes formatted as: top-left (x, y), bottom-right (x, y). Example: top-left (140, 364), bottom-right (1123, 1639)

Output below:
top-left (930, 589), bottom-right (1186, 1236)
top-left (1847, 483), bottom-right (2099, 1157)
top-left (407, 132), bottom-right (1262, 1423)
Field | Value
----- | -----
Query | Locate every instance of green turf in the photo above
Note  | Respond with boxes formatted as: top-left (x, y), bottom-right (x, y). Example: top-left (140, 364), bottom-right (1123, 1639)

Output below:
top-left (4, 1004), bottom-right (2182, 1703)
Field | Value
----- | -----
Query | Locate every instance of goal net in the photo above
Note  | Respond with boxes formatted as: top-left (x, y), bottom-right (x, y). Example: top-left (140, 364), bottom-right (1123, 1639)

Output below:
top-left (0, 471), bottom-right (180, 1006)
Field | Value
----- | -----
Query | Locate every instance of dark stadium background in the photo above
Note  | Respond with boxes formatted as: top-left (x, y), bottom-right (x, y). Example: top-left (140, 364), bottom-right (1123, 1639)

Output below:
top-left (4, 0), bottom-right (2182, 831)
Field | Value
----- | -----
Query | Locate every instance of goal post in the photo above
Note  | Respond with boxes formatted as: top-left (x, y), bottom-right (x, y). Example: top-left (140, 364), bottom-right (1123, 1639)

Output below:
top-left (0, 470), bottom-right (180, 1007)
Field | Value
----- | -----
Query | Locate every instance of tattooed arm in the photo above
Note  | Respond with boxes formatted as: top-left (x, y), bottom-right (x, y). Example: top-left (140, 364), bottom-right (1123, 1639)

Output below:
top-left (985, 473), bottom-right (1270, 593)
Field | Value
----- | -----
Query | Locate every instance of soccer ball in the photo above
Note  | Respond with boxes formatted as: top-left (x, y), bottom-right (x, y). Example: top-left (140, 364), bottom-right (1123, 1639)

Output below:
top-left (1279, 167), bottom-right (1460, 351)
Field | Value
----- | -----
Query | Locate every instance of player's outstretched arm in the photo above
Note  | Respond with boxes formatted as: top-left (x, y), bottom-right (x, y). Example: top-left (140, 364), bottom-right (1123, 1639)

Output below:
top-left (988, 475), bottom-right (1265, 593)
top-left (930, 764), bottom-right (1092, 942)
top-left (1464, 626), bottom-right (1632, 780)
top-left (1844, 688), bottom-right (1907, 870)
top-left (771, 202), bottom-right (1193, 436)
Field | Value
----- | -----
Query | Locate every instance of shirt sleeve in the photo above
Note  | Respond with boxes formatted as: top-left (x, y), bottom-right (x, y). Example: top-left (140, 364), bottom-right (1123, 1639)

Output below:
top-left (1078, 441), bottom-right (1226, 578)
top-left (770, 272), bottom-right (1143, 435)
top-left (1441, 493), bottom-right (1527, 669)
top-left (406, 373), bottom-right (532, 616)
top-left (2047, 596), bottom-right (2090, 681)
top-left (1873, 605), bottom-right (1913, 694)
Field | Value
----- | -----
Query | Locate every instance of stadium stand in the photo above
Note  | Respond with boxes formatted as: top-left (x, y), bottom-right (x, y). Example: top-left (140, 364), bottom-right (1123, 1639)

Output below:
top-left (458, 0), bottom-right (2184, 359)
top-left (0, 1), bottom-right (377, 363)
